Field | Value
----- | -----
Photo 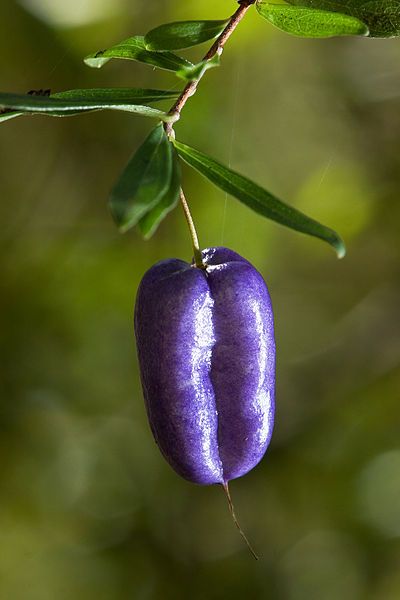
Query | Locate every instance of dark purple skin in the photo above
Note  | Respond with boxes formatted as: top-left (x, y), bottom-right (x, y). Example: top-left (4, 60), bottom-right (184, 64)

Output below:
top-left (134, 247), bottom-right (275, 485)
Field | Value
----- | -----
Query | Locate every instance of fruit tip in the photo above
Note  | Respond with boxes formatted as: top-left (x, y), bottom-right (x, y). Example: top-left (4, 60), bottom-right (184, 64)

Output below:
top-left (222, 481), bottom-right (259, 561)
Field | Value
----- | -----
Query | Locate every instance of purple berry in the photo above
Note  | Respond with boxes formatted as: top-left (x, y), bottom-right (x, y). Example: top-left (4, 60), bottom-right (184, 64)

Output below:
top-left (134, 247), bottom-right (275, 485)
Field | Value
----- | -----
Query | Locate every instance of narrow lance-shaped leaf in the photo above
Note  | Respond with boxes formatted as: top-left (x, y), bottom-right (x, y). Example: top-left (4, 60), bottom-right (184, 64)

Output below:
top-left (177, 54), bottom-right (221, 82)
top-left (0, 89), bottom-right (177, 122)
top-left (84, 36), bottom-right (192, 71)
top-left (51, 88), bottom-right (181, 103)
top-left (138, 146), bottom-right (181, 239)
top-left (174, 140), bottom-right (345, 258)
top-left (256, 2), bottom-right (369, 37)
top-left (144, 20), bottom-right (229, 51)
top-left (286, 0), bottom-right (400, 37)
top-left (110, 124), bottom-right (173, 233)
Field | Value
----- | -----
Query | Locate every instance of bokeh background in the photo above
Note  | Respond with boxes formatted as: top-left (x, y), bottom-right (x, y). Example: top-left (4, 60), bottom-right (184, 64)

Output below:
top-left (1, 0), bottom-right (400, 598)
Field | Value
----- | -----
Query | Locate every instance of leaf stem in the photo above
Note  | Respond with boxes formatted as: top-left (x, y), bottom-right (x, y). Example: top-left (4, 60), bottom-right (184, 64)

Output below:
top-left (179, 189), bottom-right (204, 268)
top-left (165, 1), bottom-right (255, 262)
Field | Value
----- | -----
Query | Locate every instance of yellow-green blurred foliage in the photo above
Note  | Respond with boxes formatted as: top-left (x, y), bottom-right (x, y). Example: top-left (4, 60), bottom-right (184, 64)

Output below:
top-left (1, 1), bottom-right (400, 598)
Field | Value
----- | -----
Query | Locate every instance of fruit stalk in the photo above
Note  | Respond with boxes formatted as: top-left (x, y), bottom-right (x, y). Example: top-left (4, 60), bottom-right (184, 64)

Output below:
top-left (179, 189), bottom-right (204, 269)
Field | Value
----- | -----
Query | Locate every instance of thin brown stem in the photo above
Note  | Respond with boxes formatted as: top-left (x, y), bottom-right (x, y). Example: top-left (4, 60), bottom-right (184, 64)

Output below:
top-left (222, 482), bottom-right (259, 560)
top-left (164, 0), bottom-right (255, 136)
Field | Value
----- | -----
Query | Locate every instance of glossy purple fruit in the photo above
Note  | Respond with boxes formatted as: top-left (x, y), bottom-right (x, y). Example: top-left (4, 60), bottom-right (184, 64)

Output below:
top-left (134, 247), bottom-right (275, 485)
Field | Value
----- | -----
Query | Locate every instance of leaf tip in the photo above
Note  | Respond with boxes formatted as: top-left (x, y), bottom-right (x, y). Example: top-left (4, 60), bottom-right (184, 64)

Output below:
top-left (83, 54), bottom-right (109, 69)
top-left (333, 235), bottom-right (346, 259)
top-left (117, 222), bottom-right (131, 234)
top-left (360, 24), bottom-right (370, 37)
top-left (143, 39), bottom-right (156, 52)
top-left (109, 196), bottom-right (130, 234)
top-left (140, 227), bottom-right (155, 241)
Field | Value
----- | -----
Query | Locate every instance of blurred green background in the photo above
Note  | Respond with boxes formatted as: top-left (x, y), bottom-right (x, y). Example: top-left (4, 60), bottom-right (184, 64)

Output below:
top-left (1, 0), bottom-right (400, 598)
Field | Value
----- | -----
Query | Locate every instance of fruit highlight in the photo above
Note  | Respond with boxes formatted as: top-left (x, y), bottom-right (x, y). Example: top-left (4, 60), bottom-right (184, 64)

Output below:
top-left (134, 247), bottom-right (275, 485)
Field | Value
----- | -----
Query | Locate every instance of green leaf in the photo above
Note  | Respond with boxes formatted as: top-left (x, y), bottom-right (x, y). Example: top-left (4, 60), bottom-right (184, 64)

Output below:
top-left (84, 36), bottom-right (192, 71)
top-left (174, 140), bottom-right (345, 258)
top-left (256, 2), bottom-right (369, 37)
top-left (51, 88), bottom-right (181, 103)
top-left (110, 124), bottom-right (173, 233)
top-left (144, 20), bottom-right (229, 50)
top-left (0, 89), bottom-right (176, 122)
top-left (138, 146), bottom-right (181, 239)
top-left (177, 54), bottom-right (221, 82)
top-left (285, 0), bottom-right (400, 37)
